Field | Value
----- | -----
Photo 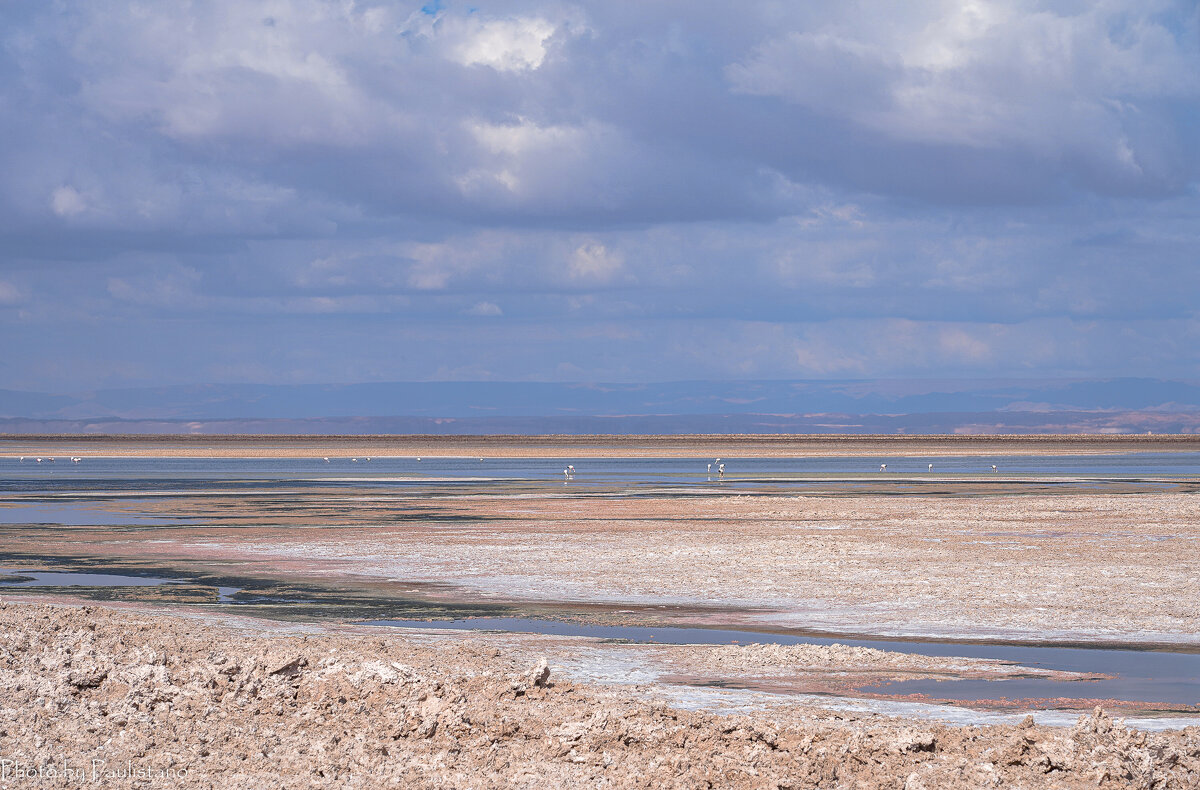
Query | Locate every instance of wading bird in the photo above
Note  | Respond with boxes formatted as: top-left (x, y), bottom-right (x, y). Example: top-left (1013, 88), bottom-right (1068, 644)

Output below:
top-left (880, 463), bottom-right (886, 472)
top-left (718, 463), bottom-right (725, 480)
top-left (928, 464), bottom-right (933, 472)
top-left (992, 465), bottom-right (998, 472)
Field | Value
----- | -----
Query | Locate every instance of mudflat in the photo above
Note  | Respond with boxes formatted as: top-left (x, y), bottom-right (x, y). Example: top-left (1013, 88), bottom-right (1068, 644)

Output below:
top-left (7, 490), bottom-right (1198, 644)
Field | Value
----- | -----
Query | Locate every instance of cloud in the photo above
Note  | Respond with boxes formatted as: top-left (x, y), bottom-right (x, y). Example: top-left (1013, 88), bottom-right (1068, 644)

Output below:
top-left (726, 1), bottom-right (1199, 196)
top-left (50, 186), bottom-right (87, 217)
top-left (106, 266), bottom-right (202, 308)
top-left (465, 301), bottom-right (503, 316)
top-left (567, 242), bottom-right (624, 283)
top-left (445, 16), bottom-right (558, 72)
top-left (0, 280), bottom-right (27, 306)
top-left (0, 1), bottom-right (1198, 390)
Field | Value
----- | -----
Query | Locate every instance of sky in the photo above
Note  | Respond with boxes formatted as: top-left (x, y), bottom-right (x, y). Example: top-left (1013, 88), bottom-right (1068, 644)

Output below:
top-left (1, 0), bottom-right (1198, 393)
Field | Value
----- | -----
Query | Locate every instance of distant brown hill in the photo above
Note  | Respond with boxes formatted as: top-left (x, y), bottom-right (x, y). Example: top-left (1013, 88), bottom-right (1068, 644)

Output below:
top-left (2, 409), bottom-right (1198, 436)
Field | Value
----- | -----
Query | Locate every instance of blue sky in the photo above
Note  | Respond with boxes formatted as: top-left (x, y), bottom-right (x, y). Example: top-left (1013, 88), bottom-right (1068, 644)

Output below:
top-left (1, 1), bottom-right (1198, 392)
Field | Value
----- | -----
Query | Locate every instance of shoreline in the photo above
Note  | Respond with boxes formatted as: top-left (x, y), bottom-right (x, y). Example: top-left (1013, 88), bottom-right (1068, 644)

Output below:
top-left (5, 432), bottom-right (1200, 458)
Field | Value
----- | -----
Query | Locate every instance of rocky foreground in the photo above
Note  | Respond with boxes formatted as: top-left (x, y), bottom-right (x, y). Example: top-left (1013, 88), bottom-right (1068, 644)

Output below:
top-left (0, 600), bottom-right (1198, 788)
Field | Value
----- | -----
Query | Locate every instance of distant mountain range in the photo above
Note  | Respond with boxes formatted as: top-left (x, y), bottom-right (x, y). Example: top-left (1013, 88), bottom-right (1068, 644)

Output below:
top-left (2, 378), bottom-right (1199, 434)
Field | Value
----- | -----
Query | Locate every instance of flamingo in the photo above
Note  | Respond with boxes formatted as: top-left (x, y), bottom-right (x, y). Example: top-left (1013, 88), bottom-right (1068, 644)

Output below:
top-left (991, 465), bottom-right (997, 473)
top-left (567, 464), bottom-right (575, 478)
top-left (71, 457), bottom-right (81, 463)
top-left (416, 457), bottom-right (421, 462)
top-left (928, 463), bottom-right (933, 472)
top-left (36, 458), bottom-right (42, 463)
top-left (879, 463), bottom-right (886, 472)
top-left (718, 463), bottom-right (725, 480)
top-left (323, 457), bottom-right (330, 463)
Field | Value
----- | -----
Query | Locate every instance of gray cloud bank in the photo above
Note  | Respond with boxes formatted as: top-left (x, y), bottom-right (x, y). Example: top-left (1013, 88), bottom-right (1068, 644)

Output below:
top-left (1, 1), bottom-right (1198, 391)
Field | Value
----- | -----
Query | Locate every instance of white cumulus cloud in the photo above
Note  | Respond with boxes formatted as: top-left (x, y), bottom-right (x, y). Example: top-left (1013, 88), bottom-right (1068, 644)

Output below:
top-left (446, 17), bottom-right (557, 72)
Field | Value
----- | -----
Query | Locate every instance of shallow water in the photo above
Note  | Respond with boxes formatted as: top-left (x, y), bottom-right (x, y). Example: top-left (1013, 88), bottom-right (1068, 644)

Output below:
top-left (869, 676), bottom-right (1197, 706)
top-left (0, 503), bottom-right (180, 526)
top-left (364, 617), bottom-right (1200, 710)
top-left (2, 453), bottom-right (1197, 500)
top-left (3, 453), bottom-right (1199, 714)
top-left (0, 569), bottom-right (184, 588)
top-left (0, 567), bottom-right (243, 603)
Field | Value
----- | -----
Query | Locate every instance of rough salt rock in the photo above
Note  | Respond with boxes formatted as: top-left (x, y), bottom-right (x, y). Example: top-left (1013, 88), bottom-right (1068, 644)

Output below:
top-left (894, 729), bottom-right (937, 753)
top-left (269, 657), bottom-right (307, 677)
top-left (528, 659), bottom-right (550, 688)
top-left (67, 665), bottom-right (108, 689)
top-left (349, 660), bottom-right (400, 685)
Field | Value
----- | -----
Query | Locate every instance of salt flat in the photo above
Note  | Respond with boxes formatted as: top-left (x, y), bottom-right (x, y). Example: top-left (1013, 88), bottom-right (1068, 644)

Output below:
top-left (2, 436), bottom-right (1199, 786)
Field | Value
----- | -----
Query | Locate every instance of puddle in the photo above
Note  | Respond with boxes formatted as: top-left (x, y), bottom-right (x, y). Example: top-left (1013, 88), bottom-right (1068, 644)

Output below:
top-left (0, 569), bottom-right (185, 588)
top-left (364, 617), bottom-right (1200, 710)
top-left (0, 567), bottom-right (258, 603)
top-left (865, 676), bottom-right (1199, 707)
top-left (0, 503), bottom-right (180, 526)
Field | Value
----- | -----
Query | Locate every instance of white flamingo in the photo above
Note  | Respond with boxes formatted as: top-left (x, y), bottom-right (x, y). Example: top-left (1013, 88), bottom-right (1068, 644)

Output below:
top-left (928, 463), bottom-right (933, 472)
top-left (992, 465), bottom-right (997, 473)
top-left (879, 463), bottom-right (886, 472)
top-left (323, 457), bottom-right (330, 463)
top-left (567, 465), bottom-right (575, 478)
top-left (36, 457), bottom-right (42, 463)
top-left (71, 457), bottom-right (81, 463)
top-left (718, 463), bottom-right (725, 480)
